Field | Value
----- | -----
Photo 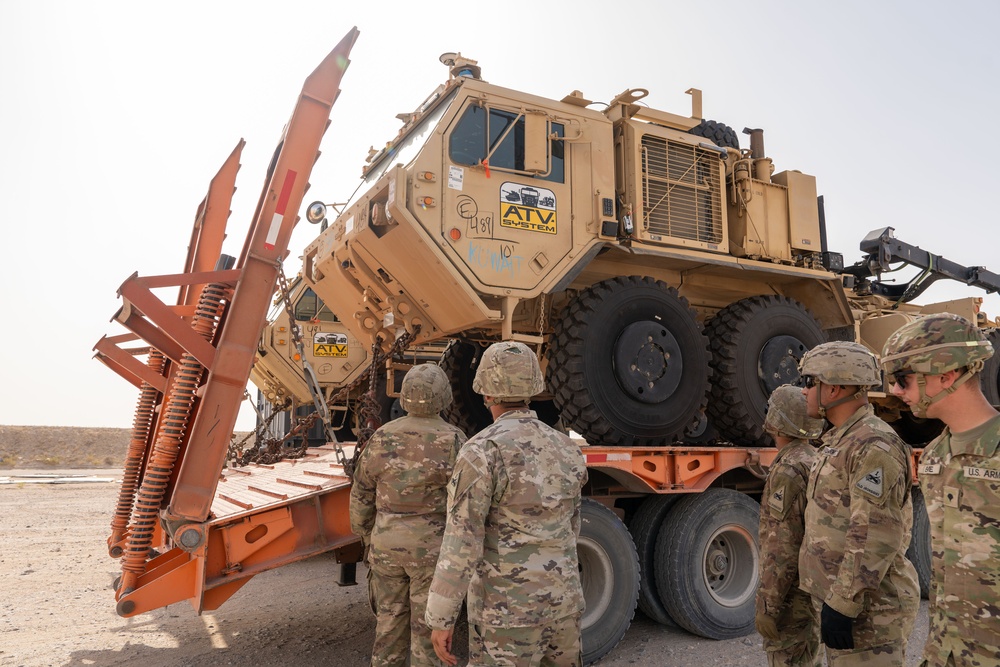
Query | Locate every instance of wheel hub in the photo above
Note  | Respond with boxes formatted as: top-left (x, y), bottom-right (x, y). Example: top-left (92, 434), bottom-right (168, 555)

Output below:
top-left (758, 334), bottom-right (808, 395)
top-left (614, 321), bottom-right (683, 404)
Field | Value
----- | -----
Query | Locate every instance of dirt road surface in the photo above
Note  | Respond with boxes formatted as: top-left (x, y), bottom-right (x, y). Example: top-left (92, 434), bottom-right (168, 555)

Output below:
top-left (1, 470), bottom-right (929, 667)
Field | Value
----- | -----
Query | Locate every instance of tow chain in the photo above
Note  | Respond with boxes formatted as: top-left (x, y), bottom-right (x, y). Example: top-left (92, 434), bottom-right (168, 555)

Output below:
top-left (225, 285), bottom-right (421, 478)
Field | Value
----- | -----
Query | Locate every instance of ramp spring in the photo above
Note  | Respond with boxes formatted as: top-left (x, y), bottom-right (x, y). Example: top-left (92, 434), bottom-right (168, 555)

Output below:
top-left (108, 350), bottom-right (165, 556)
top-left (118, 284), bottom-right (229, 587)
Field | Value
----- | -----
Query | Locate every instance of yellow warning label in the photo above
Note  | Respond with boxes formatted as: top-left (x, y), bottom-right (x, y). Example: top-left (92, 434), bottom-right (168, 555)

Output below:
top-left (314, 343), bottom-right (348, 357)
top-left (500, 204), bottom-right (557, 234)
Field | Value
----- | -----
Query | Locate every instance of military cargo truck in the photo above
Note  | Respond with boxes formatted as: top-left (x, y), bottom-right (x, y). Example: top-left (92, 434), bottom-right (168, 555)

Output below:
top-left (91, 30), bottom-right (1000, 666)
top-left (300, 52), bottom-right (998, 448)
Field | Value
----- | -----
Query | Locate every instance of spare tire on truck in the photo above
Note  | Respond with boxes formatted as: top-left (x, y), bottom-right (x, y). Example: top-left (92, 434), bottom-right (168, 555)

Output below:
top-left (654, 488), bottom-right (761, 639)
top-left (548, 276), bottom-right (711, 446)
top-left (578, 499), bottom-right (640, 665)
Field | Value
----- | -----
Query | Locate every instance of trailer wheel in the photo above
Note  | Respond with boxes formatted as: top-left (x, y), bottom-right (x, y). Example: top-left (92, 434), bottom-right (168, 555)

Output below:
top-left (549, 277), bottom-right (711, 446)
top-left (627, 495), bottom-right (679, 628)
top-left (579, 499), bottom-right (640, 665)
top-left (688, 119), bottom-right (740, 150)
top-left (906, 486), bottom-right (932, 600)
top-left (706, 296), bottom-right (824, 446)
top-left (654, 489), bottom-right (760, 639)
top-left (980, 328), bottom-right (1000, 407)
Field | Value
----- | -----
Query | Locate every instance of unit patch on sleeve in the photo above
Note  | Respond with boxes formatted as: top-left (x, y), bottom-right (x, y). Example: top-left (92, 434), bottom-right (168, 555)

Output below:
top-left (856, 467), bottom-right (884, 498)
top-left (768, 485), bottom-right (785, 513)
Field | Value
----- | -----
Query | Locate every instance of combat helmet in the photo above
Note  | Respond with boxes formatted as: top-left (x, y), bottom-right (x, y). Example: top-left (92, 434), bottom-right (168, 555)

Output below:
top-left (765, 384), bottom-right (825, 439)
top-left (399, 364), bottom-right (452, 416)
top-left (798, 341), bottom-right (881, 418)
top-left (472, 341), bottom-right (545, 405)
top-left (881, 313), bottom-right (994, 417)
top-left (798, 341), bottom-right (882, 388)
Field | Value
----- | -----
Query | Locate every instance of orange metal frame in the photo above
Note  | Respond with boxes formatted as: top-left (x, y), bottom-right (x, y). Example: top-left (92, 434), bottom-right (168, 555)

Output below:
top-left (94, 28), bottom-right (361, 617)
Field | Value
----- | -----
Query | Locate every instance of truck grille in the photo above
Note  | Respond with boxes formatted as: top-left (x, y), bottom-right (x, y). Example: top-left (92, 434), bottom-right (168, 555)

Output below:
top-left (640, 135), bottom-right (723, 244)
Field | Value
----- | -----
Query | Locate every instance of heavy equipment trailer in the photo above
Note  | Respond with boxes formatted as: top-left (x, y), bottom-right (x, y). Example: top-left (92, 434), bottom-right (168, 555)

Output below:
top-left (91, 29), bottom-right (983, 666)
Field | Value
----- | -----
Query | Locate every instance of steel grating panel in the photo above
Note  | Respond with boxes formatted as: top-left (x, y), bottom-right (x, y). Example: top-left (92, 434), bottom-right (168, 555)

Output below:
top-left (640, 135), bottom-right (723, 243)
top-left (209, 444), bottom-right (354, 522)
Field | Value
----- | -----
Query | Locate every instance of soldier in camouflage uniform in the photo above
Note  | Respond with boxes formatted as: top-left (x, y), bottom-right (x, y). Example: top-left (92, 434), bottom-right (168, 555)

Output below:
top-left (756, 385), bottom-right (826, 667)
top-left (882, 313), bottom-right (1000, 667)
top-left (349, 363), bottom-right (466, 667)
top-left (425, 341), bottom-right (588, 667)
top-left (797, 341), bottom-right (920, 666)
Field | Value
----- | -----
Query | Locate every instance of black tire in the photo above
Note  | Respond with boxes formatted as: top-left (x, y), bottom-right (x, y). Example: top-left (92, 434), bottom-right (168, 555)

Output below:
top-left (688, 119), bottom-right (740, 150)
top-left (980, 328), bottom-right (1000, 407)
top-left (548, 277), bottom-right (711, 446)
top-left (706, 296), bottom-right (825, 446)
top-left (627, 495), bottom-right (680, 628)
top-left (440, 340), bottom-right (494, 437)
top-left (906, 486), bottom-right (932, 600)
top-left (654, 489), bottom-right (761, 639)
top-left (579, 499), bottom-right (640, 665)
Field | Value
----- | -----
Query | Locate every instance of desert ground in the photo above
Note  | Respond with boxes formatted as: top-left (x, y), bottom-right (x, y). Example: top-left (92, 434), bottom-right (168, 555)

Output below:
top-left (0, 426), bottom-right (929, 666)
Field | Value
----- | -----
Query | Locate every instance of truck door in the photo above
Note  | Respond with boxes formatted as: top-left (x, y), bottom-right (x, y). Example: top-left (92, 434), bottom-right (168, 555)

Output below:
top-left (441, 98), bottom-right (570, 292)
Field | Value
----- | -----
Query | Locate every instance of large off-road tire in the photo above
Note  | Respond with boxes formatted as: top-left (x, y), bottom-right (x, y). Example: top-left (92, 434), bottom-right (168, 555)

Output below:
top-left (654, 489), bottom-right (761, 639)
top-left (440, 340), bottom-right (494, 437)
top-left (706, 296), bottom-right (825, 446)
top-left (980, 328), bottom-right (1000, 407)
top-left (548, 277), bottom-right (711, 446)
top-left (688, 119), bottom-right (740, 150)
top-left (906, 486), bottom-right (932, 600)
top-left (627, 495), bottom-right (680, 628)
top-left (579, 499), bottom-right (640, 665)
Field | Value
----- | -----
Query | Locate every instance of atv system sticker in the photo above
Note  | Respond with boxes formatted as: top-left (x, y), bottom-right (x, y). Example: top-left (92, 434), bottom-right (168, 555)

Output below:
top-left (499, 182), bottom-right (556, 234)
top-left (313, 332), bottom-right (348, 357)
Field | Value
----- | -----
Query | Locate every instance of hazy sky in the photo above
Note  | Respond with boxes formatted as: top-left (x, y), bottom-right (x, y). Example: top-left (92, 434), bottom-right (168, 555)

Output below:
top-left (2, 1), bottom-right (998, 430)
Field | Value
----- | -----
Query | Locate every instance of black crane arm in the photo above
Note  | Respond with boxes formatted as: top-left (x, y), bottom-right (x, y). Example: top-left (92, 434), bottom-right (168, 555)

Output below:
top-left (841, 227), bottom-right (1000, 303)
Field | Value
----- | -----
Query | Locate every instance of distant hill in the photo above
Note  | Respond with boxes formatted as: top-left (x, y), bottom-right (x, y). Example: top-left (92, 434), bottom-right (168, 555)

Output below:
top-left (0, 425), bottom-right (130, 468)
top-left (0, 425), bottom-right (251, 469)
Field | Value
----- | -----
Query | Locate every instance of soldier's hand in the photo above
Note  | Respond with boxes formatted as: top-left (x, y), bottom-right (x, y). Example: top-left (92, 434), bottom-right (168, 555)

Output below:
top-left (755, 610), bottom-right (780, 641)
top-left (820, 603), bottom-right (855, 650)
top-left (431, 628), bottom-right (458, 666)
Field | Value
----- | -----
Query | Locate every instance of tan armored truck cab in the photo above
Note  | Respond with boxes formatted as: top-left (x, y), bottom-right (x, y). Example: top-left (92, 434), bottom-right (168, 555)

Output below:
top-left (303, 54), bottom-right (856, 446)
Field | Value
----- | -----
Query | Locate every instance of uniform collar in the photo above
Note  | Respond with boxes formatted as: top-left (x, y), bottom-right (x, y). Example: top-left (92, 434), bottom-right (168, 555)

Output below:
top-left (495, 407), bottom-right (537, 422)
top-left (822, 404), bottom-right (873, 445)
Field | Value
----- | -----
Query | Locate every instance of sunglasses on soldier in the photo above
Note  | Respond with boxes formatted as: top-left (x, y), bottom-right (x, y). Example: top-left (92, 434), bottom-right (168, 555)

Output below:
top-left (892, 370), bottom-right (913, 389)
top-left (800, 375), bottom-right (818, 389)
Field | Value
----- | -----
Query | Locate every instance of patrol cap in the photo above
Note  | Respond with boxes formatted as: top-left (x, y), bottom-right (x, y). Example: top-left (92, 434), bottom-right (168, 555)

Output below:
top-left (473, 341), bottom-right (545, 403)
top-left (399, 363), bottom-right (451, 416)
top-left (881, 313), bottom-right (994, 376)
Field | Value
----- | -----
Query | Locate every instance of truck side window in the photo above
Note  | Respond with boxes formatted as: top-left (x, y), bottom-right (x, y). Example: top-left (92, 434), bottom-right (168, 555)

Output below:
top-left (449, 106), bottom-right (564, 183)
top-left (294, 288), bottom-right (339, 322)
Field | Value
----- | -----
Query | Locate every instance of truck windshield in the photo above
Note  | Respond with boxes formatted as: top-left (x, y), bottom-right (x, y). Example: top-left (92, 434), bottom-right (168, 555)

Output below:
top-left (344, 89), bottom-right (458, 209)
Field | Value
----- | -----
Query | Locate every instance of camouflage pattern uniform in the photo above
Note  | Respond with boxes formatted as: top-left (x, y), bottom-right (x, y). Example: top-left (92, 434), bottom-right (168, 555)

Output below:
top-left (882, 314), bottom-right (1000, 667)
top-left (425, 341), bottom-right (589, 666)
top-left (349, 364), bottom-right (466, 667)
top-left (797, 343), bottom-right (920, 666)
top-left (756, 385), bottom-right (825, 667)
